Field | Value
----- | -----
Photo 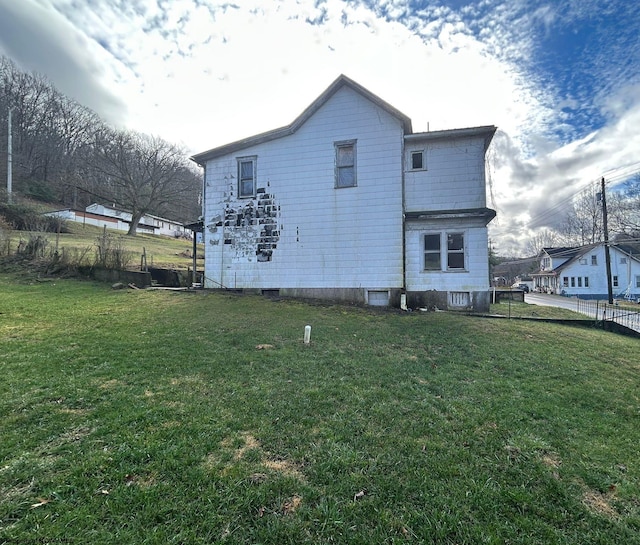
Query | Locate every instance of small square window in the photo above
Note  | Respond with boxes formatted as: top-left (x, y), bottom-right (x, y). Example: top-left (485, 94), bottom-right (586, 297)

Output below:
top-left (411, 151), bottom-right (424, 170)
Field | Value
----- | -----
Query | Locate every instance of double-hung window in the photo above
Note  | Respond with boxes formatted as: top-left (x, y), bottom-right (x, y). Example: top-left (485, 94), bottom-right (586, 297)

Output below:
top-left (424, 234), bottom-right (441, 270)
top-left (423, 232), bottom-right (466, 271)
top-left (335, 140), bottom-right (356, 188)
top-left (238, 157), bottom-right (256, 198)
top-left (447, 233), bottom-right (465, 270)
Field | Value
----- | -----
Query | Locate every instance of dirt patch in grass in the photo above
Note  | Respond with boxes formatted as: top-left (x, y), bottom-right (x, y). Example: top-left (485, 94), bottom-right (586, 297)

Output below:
top-left (582, 489), bottom-right (619, 519)
top-left (262, 459), bottom-right (305, 481)
top-left (281, 494), bottom-right (303, 515)
top-left (98, 378), bottom-right (124, 390)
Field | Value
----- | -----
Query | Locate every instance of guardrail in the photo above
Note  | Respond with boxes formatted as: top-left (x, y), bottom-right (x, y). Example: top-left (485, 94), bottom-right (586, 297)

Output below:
top-left (576, 299), bottom-right (640, 333)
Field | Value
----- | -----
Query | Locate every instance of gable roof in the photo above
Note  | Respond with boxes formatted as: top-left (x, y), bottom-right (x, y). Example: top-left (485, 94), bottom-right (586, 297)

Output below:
top-left (541, 243), bottom-right (640, 274)
top-left (191, 74), bottom-right (413, 165)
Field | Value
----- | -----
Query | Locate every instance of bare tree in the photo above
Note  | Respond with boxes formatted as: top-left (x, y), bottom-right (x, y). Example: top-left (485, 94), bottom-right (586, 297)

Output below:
top-left (611, 174), bottom-right (640, 235)
top-left (525, 229), bottom-right (560, 257)
top-left (91, 129), bottom-right (198, 235)
top-left (558, 184), bottom-right (603, 246)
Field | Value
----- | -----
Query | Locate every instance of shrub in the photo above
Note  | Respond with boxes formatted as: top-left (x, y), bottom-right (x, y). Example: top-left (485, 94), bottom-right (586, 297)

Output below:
top-left (95, 230), bottom-right (133, 270)
top-left (0, 202), bottom-right (67, 233)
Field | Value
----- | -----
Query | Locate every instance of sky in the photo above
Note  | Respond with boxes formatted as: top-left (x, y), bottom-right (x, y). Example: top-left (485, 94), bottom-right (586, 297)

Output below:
top-left (0, 0), bottom-right (639, 255)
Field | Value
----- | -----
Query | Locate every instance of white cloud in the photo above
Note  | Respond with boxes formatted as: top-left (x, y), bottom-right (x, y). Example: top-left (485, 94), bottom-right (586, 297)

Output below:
top-left (1, 0), bottom-right (638, 256)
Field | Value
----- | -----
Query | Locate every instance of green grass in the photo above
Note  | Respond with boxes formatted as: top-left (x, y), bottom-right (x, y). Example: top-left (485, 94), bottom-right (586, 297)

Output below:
top-left (5, 222), bottom-right (198, 270)
top-left (1, 274), bottom-right (639, 544)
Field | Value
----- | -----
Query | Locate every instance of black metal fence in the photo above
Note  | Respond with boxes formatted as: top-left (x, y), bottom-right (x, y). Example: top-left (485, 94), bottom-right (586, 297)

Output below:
top-left (576, 299), bottom-right (640, 333)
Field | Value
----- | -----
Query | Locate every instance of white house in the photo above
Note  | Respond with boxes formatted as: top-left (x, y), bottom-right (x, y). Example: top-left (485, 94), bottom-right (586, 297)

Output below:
top-left (192, 75), bottom-right (496, 311)
top-left (47, 204), bottom-right (188, 238)
top-left (533, 244), bottom-right (640, 300)
top-left (85, 204), bottom-right (188, 238)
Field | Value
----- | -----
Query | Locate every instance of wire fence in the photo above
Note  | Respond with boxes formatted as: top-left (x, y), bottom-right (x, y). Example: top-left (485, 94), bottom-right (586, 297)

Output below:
top-left (575, 299), bottom-right (640, 333)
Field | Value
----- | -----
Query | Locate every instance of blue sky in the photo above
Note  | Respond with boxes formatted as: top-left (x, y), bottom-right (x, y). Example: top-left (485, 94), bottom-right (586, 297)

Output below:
top-left (0, 0), bottom-right (638, 255)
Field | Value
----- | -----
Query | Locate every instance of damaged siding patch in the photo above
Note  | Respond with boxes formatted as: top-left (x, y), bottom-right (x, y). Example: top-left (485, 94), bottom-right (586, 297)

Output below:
top-left (207, 188), bottom-right (280, 263)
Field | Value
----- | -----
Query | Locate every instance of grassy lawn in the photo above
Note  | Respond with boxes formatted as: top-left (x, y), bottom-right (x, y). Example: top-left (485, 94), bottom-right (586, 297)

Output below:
top-left (5, 223), bottom-right (199, 270)
top-left (1, 274), bottom-right (639, 544)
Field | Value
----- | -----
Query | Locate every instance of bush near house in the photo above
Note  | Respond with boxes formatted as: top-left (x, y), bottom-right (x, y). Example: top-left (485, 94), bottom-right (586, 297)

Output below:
top-left (1, 274), bottom-right (639, 544)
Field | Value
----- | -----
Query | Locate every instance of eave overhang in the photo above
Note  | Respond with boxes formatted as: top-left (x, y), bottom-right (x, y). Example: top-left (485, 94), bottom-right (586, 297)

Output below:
top-left (405, 207), bottom-right (497, 225)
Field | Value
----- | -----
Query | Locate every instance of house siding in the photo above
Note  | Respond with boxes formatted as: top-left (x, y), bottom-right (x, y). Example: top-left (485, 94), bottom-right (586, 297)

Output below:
top-left (558, 246), bottom-right (640, 300)
top-left (404, 136), bottom-right (487, 212)
top-left (197, 76), bottom-right (496, 311)
top-left (203, 85), bottom-right (405, 292)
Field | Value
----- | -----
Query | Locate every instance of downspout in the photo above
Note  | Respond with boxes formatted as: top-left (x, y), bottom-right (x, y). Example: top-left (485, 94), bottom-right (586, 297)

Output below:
top-left (401, 131), bottom-right (407, 310)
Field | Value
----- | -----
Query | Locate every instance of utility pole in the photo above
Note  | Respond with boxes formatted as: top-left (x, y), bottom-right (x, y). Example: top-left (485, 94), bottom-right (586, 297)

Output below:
top-left (601, 176), bottom-right (613, 304)
top-left (6, 107), bottom-right (12, 204)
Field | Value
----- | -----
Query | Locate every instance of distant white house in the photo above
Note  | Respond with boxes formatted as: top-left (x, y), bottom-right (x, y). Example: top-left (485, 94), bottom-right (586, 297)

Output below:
top-left (47, 203), bottom-right (188, 238)
top-left (532, 244), bottom-right (640, 301)
top-left (192, 74), bottom-right (496, 311)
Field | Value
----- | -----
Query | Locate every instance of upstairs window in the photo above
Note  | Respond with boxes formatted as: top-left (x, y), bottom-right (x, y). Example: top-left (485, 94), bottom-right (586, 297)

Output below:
top-left (410, 150), bottom-right (425, 170)
top-left (591, 255), bottom-right (598, 265)
top-left (335, 141), bottom-right (356, 188)
top-left (238, 157), bottom-right (256, 198)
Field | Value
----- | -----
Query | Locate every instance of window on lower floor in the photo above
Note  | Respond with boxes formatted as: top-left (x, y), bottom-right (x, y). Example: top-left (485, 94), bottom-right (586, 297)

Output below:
top-left (571, 277), bottom-right (575, 287)
top-left (584, 277), bottom-right (589, 287)
top-left (636, 275), bottom-right (640, 288)
top-left (563, 277), bottom-right (569, 287)
top-left (447, 233), bottom-right (465, 270)
top-left (577, 277), bottom-right (582, 287)
top-left (424, 234), bottom-right (441, 270)
top-left (613, 276), bottom-right (619, 288)
top-left (423, 232), bottom-right (466, 271)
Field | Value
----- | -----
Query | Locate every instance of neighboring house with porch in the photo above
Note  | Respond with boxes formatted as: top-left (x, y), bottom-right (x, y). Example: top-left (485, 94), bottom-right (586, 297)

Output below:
top-left (532, 244), bottom-right (640, 301)
top-left (192, 75), bottom-right (496, 311)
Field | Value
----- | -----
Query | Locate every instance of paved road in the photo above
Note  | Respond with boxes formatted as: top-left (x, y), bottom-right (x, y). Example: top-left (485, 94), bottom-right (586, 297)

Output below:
top-left (524, 293), bottom-right (581, 312)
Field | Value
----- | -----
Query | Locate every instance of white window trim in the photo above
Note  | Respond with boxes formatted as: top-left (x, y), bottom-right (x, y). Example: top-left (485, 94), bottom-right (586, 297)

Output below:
top-left (422, 231), bottom-right (467, 272)
top-left (237, 156), bottom-right (257, 199)
top-left (409, 149), bottom-right (426, 171)
top-left (334, 140), bottom-right (357, 188)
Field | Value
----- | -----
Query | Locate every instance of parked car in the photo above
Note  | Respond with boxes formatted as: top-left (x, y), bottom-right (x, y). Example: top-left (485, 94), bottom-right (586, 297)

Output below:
top-left (512, 283), bottom-right (530, 293)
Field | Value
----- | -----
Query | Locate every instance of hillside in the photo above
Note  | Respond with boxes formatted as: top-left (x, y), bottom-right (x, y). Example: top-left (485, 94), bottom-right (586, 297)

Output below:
top-left (3, 221), bottom-right (201, 271)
